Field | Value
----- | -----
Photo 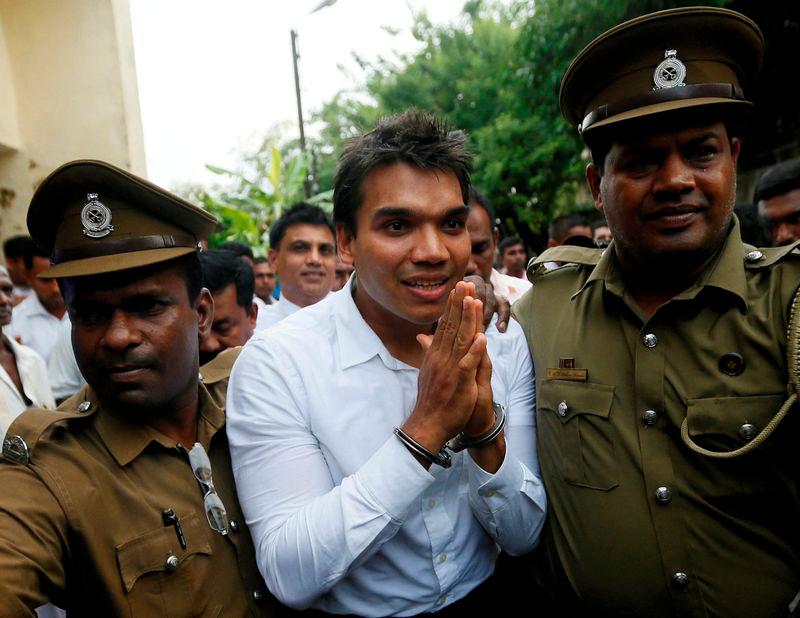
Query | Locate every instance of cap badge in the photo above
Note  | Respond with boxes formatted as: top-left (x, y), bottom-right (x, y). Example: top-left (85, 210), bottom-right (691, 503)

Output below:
top-left (653, 49), bottom-right (686, 90)
top-left (81, 193), bottom-right (114, 238)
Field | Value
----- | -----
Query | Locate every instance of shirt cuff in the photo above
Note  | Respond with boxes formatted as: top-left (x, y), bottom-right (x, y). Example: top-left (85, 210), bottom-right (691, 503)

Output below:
top-left (467, 446), bottom-right (525, 511)
top-left (352, 434), bottom-right (436, 521)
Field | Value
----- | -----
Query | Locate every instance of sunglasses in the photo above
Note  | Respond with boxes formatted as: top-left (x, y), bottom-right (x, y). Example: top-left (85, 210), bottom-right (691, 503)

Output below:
top-left (188, 442), bottom-right (229, 536)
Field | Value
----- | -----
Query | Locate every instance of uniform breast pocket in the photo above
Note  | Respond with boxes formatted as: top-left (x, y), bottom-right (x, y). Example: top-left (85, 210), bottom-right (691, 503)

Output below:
top-left (538, 380), bottom-right (617, 491)
top-left (116, 513), bottom-right (222, 617)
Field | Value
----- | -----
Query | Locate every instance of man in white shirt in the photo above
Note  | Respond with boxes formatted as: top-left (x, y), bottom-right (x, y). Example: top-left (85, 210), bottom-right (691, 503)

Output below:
top-left (3, 236), bottom-right (34, 306)
top-left (465, 187), bottom-right (531, 304)
top-left (0, 265), bottom-right (55, 441)
top-left (5, 244), bottom-right (68, 363)
top-left (228, 110), bottom-right (546, 616)
top-left (257, 203), bottom-right (336, 330)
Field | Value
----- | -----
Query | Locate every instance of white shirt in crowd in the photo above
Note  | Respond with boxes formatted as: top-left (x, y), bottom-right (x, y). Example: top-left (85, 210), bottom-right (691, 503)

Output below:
top-left (227, 280), bottom-right (546, 616)
top-left (254, 295), bottom-right (302, 331)
top-left (0, 335), bottom-right (55, 442)
top-left (4, 294), bottom-right (68, 364)
top-left (490, 268), bottom-right (532, 305)
top-left (47, 319), bottom-right (85, 401)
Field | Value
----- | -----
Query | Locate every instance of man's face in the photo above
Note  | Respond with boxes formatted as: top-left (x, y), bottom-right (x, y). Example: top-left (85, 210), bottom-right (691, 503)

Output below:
top-left (5, 257), bottom-right (27, 287)
top-left (0, 270), bottom-right (13, 327)
top-left (253, 261), bottom-right (276, 301)
top-left (199, 283), bottom-right (256, 365)
top-left (501, 243), bottom-right (527, 273)
top-left (465, 204), bottom-right (497, 282)
top-left (593, 225), bottom-right (613, 245)
top-left (63, 262), bottom-right (212, 413)
top-left (28, 256), bottom-right (65, 313)
top-left (269, 223), bottom-right (336, 307)
top-left (759, 187), bottom-right (800, 246)
top-left (333, 255), bottom-right (354, 292)
top-left (338, 162), bottom-right (470, 327)
top-left (587, 120), bottom-right (740, 270)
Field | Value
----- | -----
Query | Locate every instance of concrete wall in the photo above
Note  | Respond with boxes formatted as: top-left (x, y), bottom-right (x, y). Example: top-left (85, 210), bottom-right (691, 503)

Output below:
top-left (0, 0), bottom-right (145, 254)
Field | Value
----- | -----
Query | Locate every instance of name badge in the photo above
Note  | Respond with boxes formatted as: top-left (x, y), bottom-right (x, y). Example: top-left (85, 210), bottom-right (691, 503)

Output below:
top-left (546, 368), bottom-right (589, 382)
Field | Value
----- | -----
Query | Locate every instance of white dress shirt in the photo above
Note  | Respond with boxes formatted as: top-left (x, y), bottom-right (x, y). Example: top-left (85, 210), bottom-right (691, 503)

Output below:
top-left (0, 335), bottom-right (55, 442)
top-left (490, 268), bottom-right (532, 305)
top-left (254, 295), bottom-right (302, 331)
top-left (47, 319), bottom-right (85, 401)
top-left (228, 281), bottom-right (546, 616)
top-left (4, 294), bottom-right (68, 364)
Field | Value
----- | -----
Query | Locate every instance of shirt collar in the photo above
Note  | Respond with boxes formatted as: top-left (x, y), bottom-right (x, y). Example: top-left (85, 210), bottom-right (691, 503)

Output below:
top-left (276, 294), bottom-right (302, 315)
top-left (573, 218), bottom-right (749, 311)
top-left (333, 276), bottom-right (407, 371)
top-left (94, 383), bottom-right (224, 466)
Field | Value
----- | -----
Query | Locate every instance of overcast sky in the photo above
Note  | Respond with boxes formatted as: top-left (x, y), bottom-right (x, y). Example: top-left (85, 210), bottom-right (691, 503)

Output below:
top-left (129, 0), bottom-right (466, 189)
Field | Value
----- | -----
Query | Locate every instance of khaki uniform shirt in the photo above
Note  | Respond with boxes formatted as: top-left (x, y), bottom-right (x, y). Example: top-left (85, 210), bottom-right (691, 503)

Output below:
top-left (0, 350), bottom-right (290, 617)
top-left (513, 223), bottom-right (800, 616)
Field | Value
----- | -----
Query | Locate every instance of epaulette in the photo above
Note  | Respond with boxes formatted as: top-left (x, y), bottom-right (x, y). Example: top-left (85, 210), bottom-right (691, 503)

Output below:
top-left (742, 240), bottom-right (800, 269)
top-left (527, 245), bottom-right (603, 279)
top-left (200, 346), bottom-right (242, 385)
top-left (2, 386), bottom-right (97, 465)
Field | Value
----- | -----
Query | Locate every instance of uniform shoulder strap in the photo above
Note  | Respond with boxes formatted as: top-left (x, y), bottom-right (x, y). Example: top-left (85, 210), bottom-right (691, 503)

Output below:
top-left (742, 240), bottom-right (800, 269)
top-left (200, 347), bottom-right (242, 385)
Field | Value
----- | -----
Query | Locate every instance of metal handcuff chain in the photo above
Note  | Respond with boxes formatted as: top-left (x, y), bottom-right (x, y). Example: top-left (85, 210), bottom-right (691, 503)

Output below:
top-left (680, 285), bottom-right (800, 459)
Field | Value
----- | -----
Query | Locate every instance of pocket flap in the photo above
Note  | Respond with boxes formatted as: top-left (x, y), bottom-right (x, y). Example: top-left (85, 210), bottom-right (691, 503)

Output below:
top-left (116, 512), bottom-right (213, 592)
top-left (685, 393), bottom-right (786, 441)
top-left (539, 380), bottom-right (615, 423)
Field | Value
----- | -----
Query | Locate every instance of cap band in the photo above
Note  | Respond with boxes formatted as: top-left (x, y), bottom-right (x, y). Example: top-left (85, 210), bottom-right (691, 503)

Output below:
top-left (52, 234), bottom-right (198, 264)
top-left (581, 83), bottom-right (745, 132)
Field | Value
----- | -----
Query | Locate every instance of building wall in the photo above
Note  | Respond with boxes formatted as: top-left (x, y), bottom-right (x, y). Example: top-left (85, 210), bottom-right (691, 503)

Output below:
top-left (0, 0), bottom-right (145, 255)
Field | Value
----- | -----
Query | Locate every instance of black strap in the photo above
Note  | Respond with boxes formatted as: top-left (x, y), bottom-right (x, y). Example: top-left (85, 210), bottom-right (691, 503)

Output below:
top-left (53, 234), bottom-right (197, 263)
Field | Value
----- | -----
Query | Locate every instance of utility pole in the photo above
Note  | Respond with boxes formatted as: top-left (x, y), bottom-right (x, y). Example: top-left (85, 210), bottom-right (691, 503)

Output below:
top-left (290, 29), bottom-right (311, 198)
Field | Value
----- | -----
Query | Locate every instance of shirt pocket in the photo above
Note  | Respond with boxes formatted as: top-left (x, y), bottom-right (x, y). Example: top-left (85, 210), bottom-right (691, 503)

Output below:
top-left (116, 512), bottom-right (222, 617)
top-left (538, 380), bottom-right (617, 491)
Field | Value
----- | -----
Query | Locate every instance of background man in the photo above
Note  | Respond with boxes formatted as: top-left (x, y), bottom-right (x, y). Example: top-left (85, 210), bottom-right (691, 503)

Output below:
top-left (591, 220), bottom-right (613, 248)
top-left (754, 157), bottom-right (800, 246)
top-left (514, 8), bottom-right (799, 615)
top-left (465, 187), bottom-right (531, 303)
top-left (0, 160), bottom-right (286, 616)
top-left (228, 111), bottom-right (545, 616)
top-left (2, 235), bottom-right (35, 305)
top-left (546, 213), bottom-right (594, 248)
top-left (253, 256), bottom-right (276, 305)
top-left (332, 254), bottom-right (354, 292)
top-left (497, 236), bottom-right (527, 279)
top-left (0, 264), bottom-right (55, 441)
top-left (199, 249), bottom-right (258, 364)
top-left (4, 242), bottom-right (68, 363)
top-left (259, 202), bottom-right (336, 329)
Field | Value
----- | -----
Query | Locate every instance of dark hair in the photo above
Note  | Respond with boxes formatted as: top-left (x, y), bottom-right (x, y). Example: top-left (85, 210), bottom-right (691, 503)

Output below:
top-left (468, 187), bottom-right (496, 226)
top-left (498, 236), bottom-right (524, 255)
top-left (333, 109), bottom-right (472, 234)
top-left (199, 250), bottom-right (254, 310)
top-left (754, 158), bottom-right (800, 204)
top-left (3, 235), bottom-right (47, 269)
top-left (254, 256), bottom-right (270, 265)
top-left (548, 213), bottom-right (590, 243)
top-left (591, 219), bottom-right (610, 232)
top-left (218, 241), bottom-right (255, 261)
top-left (268, 202), bottom-right (335, 249)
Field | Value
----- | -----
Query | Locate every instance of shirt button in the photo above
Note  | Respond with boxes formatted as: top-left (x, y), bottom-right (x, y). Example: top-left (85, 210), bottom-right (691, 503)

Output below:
top-left (253, 588), bottom-right (266, 602)
top-left (483, 489), bottom-right (496, 498)
top-left (738, 423), bottom-right (757, 442)
top-left (745, 250), bottom-right (764, 262)
top-left (655, 486), bottom-right (672, 504)
top-left (642, 333), bottom-right (658, 348)
top-left (641, 410), bottom-right (658, 426)
top-left (439, 553), bottom-right (447, 563)
top-left (164, 554), bottom-right (179, 572)
top-left (229, 520), bottom-right (240, 533)
top-left (427, 499), bottom-right (436, 509)
top-left (557, 401), bottom-right (568, 417)
top-left (671, 572), bottom-right (689, 588)
top-left (78, 401), bottom-right (91, 413)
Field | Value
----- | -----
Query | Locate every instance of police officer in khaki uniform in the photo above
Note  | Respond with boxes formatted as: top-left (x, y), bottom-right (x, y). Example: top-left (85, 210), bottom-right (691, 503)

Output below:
top-left (0, 160), bottom-right (289, 616)
top-left (513, 8), bottom-right (800, 616)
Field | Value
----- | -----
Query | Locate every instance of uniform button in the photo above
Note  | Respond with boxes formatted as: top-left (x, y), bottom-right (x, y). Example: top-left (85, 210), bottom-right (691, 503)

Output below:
top-left (672, 572), bottom-right (689, 588)
top-left (719, 352), bottom-right (745, 376)
top-left (229, 520), bottom-right (239, 533)
top-left (641, 410), bottom-right (658, 426)
top-left (253, 588), bottom-right (266, 602)
top-left (78, 401), bottom-right (91, 413)
top-left (745, 250), bottom-right (764, 262)
top-left (738, 423), bottom-right (757, 442)
top-left (655, 486), bottom-right (672, 504)
top-left (642, 333), bottom-right (658, 348)
top-left (164, 554), bottom-right (179, 572)
top-left (427, 499), bottom-right (436, 509)
top-left (557, 401), bottom-right (568, 417)
top-left (439, 553), bottom-right (447, 563)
